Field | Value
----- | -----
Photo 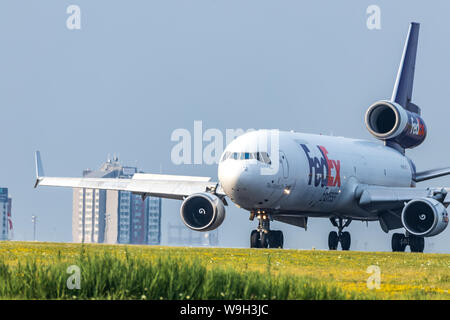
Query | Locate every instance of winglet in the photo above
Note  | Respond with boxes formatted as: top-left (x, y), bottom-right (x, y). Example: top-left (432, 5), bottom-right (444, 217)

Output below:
top-left (34, 151), bottom-right (45, 188)
top-left (391, 22), bottom-right (420, 113)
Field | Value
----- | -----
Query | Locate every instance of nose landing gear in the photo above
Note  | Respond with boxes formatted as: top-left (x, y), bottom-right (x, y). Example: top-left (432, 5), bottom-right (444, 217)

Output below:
top-left (328, 217), bottom-right (352, 250)
top-left (249, 211), bottom-right (284, 248)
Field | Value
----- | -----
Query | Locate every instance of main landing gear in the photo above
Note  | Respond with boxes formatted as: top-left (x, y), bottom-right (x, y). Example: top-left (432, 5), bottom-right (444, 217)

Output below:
top-left (392, 233), bottom-right (424, 253)
top-left (249, 211), bottom-right (284, 248)
top-left (328, 217), bottom-right (352, 250)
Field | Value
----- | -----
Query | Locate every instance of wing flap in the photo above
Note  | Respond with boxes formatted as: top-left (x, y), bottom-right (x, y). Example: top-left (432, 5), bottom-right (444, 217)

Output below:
top-left (132, 173), bottom-right (211, 182)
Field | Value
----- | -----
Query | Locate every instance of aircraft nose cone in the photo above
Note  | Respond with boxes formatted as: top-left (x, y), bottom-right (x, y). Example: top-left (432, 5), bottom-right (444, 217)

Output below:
top-left (218, 161), bottom-right (251, 199)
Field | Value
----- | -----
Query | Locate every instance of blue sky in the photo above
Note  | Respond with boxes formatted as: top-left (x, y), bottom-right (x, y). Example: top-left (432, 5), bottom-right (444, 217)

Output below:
top-left (1, 0), bottom-right (450, 252)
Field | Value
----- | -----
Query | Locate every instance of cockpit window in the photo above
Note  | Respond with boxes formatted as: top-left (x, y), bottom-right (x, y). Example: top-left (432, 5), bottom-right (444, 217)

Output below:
top-left (260, 152), bottom-right (271, 164)
top-left (220, 151), bottom-right (271, 164)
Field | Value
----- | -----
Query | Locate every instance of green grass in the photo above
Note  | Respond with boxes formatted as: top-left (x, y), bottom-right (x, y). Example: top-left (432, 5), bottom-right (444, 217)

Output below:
top-left (0, 241), bottom-right (449, 299)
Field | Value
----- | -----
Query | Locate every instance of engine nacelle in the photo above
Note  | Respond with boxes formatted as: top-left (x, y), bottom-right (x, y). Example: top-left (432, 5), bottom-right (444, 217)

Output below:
top-left (180, 193), bottom-right (226, 232)
top-left (401, 198), bottom-right (449, 237)
top-left (365, 100), bottom-right (426, 149)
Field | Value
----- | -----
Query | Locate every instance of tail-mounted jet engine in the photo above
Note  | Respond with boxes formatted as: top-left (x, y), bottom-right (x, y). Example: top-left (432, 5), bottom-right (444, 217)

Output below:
top-left (180, 192), bottom-right (226, 231)
top-left (401, 198), bottom-right (449, 237)
top-left (365, 100), bottom-right (426, 149)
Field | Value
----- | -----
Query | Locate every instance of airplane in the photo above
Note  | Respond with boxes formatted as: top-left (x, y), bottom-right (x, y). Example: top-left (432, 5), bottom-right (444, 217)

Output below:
top-left (35, 22), bottom-right (450, 252)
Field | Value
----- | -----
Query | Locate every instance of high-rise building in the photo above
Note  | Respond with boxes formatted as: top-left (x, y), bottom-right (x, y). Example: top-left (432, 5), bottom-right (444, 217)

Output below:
top-left (72, 156), bottom-right (161, 245)
top-left (0, 188), bottom-right (12, 241)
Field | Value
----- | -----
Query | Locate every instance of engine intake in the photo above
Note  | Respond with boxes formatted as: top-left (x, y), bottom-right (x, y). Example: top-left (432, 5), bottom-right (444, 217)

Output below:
top-left (365, 100), bottom-right (426, 149)
top-left (180, 193), bottom-right (225, 231)
top-left (401, 198), bottom-right (448, 237)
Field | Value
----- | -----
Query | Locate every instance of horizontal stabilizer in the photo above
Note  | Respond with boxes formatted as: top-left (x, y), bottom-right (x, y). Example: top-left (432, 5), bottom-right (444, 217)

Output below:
top-left (414, 167), bottom-right (450, 182)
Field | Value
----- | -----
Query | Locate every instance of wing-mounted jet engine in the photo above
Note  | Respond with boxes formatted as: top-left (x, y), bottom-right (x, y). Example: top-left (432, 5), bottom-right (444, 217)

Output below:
top-left (180, 192), bottom-right (226, 231)
top-left (401, 197), bottom-right (448, 237)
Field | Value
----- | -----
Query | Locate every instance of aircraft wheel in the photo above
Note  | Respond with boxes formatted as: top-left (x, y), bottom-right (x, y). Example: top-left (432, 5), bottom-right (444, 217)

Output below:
top-left (340, 231), bottom-right (351, 251)
top-left (260, 232), bottom-right (270, 248)
top-left (267, 231), bottom-right (277, 248)
top-left (328, 231), bottom-right (338, 250)
top-left (409, 235), bottom-right (425, 253)
top-left (269, 230), bottom-right (284, 249)
top-left (250, 230), bottom-right (261, 248)
top-left (392, 233), bottom-right (406, 252)
top-left (276, 231), bottom-right (284, 249)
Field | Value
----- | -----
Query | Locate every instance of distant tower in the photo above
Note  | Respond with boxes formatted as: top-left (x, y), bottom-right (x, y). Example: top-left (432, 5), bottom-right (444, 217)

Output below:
top-left (72, 156), bottom-right (162, 245)
top-left (31, 215), bottom-right (37, 241)
top-left (0, 188), bottom-right (12, 241)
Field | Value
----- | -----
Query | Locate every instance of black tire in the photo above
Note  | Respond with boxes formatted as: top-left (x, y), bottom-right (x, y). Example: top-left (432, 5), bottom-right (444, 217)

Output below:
top-left (260, 232), bottom-right (270, 248)
top-left (392, 233), bottom-right (406, 252)
top-left (269, 231), bottom-right (284, 249)
top-left (267, 231), bottom-right (276, 248)
top-left (276, 231), bottom-right (284, 249)
top-left (340, 231), bottom-right (351, 251)
top-left (409, 235), bottom-right (425, 253)
top-left (250, 230), bottom-right (261, 248)
top-left (328, 231), bottom-right (338, 250)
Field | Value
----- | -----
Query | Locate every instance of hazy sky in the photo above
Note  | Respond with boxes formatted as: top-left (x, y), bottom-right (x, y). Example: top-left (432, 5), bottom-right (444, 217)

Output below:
top-left (1, 0), bottom-right (450, 252)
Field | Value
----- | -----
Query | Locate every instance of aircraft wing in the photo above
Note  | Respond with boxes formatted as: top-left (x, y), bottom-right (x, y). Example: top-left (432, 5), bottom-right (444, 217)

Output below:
top-left (356, 184), bottom-right (450, 211)
top-left (34, 151), bottom-right (224, 201)
top-left (355, 184), bottom-right (450, 232)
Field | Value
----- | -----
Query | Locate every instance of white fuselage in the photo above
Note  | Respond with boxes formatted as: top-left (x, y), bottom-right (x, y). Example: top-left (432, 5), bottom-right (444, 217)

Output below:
top-left (217, 130), bottom-right (413, 220)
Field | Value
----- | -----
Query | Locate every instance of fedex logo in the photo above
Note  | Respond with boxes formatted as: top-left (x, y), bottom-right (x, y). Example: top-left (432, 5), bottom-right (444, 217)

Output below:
top-left (300, 144), bottom-right (341, 188)
top-left (409, 114), bottom-right (425, 136)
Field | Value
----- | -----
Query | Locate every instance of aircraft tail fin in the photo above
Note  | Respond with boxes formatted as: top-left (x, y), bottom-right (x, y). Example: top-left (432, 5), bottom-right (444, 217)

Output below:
top-left (391, 22), bottom-right (420, 114)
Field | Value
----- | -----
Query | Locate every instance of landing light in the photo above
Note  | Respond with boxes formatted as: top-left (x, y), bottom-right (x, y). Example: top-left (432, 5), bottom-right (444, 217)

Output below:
top-left (283, 187), bottom-right (291, 195)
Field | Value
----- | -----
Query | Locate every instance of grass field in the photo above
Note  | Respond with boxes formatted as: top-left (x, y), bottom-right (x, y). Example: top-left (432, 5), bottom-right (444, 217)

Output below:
top-left (0, 241), bottom-right (449, 299)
